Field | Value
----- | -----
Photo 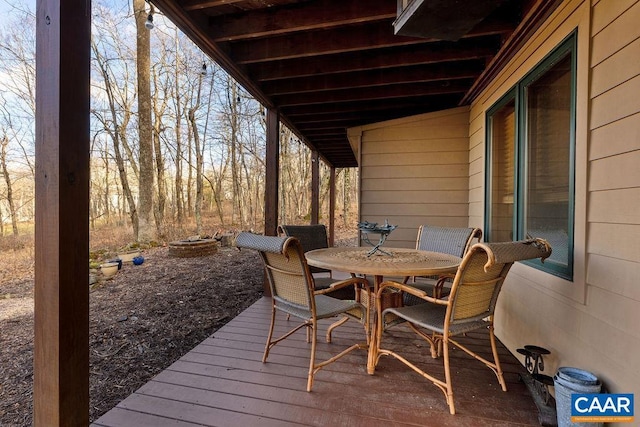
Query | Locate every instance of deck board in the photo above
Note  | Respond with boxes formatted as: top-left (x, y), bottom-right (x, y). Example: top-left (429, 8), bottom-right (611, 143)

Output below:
top-left (93, 297), bottom-right (541, 426)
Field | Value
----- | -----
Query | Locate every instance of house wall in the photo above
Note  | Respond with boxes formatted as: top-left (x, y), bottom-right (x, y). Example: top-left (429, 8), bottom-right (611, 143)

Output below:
top-left (347, 107), bottom-right (471, 248)
top-left (470, 0), bottom-right (640, 395)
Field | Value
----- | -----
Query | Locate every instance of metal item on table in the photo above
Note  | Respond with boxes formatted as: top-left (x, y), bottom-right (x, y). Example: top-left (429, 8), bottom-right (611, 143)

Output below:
top-left (357, 220), bottom-right (398, 256)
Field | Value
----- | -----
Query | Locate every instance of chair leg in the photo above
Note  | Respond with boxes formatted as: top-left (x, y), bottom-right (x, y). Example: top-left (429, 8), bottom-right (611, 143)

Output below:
top-left (488, 324), bottom-right (507, 391)
top-left (326, 316), bottom-right (349, 343)
top-left (442, 337), bottom-right (456, 415)
top-left (262, 305), bottom-right (277, 363)
top-left (307, 319), bottom-right (318, 392)
top-left (407, 322), bottom-right (440, 358)
top-left (435, 333), bottom-right (443, 358)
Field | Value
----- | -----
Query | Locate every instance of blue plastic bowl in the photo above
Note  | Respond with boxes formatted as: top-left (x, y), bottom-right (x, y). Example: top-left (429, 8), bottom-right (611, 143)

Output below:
top-left (132, 256), bottom-right (144, 265)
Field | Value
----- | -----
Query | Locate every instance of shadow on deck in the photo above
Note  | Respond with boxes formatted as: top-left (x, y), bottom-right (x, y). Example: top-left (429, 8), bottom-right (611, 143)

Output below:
top-left (93, 297), bottom-right (540, 426)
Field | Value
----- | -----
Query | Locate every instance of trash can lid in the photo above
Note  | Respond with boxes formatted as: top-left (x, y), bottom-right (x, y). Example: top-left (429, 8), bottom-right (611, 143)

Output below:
top-left (556, 367), bottom-right (599, 385)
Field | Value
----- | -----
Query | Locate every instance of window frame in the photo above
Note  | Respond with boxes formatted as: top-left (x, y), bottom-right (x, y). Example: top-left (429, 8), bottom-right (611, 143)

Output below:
top-left (484, 31), bottom-right (577, 280)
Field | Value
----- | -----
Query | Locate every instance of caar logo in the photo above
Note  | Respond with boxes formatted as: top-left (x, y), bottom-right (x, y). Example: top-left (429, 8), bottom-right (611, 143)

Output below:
top-left (571, 393), bottom-right (634, 423)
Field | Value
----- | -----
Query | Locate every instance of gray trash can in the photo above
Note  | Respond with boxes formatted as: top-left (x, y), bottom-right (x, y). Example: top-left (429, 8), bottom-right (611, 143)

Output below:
top-left (554, 367), bottom-right (602, 427)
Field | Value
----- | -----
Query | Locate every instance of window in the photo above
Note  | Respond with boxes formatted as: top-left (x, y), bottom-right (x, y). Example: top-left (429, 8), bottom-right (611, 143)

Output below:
top-left (485, 33), bottom-right (576, 280)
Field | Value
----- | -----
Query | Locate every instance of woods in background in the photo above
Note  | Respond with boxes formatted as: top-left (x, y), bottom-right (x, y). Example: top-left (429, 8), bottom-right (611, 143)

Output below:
top-left (0, 1), bottom-right (358, 242)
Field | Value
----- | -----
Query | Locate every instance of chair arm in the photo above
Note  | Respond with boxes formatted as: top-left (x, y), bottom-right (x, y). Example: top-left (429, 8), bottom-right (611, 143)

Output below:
top-left (378, 281), bottom-right (449, 306)
top-left (433, 275), bottom-right (451, 299)
top-left (330, 277), bottom-right (369, 290)
top-left (314, 277), bottom-right (369, 295)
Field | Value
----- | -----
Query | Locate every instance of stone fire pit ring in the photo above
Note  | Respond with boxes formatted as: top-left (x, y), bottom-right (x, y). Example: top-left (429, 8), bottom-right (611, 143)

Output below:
top-left (168, 238), bottom-right (218, 258)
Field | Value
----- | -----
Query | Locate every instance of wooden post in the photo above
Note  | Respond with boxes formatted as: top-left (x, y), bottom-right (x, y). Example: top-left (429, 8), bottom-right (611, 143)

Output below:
top-left (263, 108), bottom-right (280, 296)
top-left (311, 150), bottom-right (319, 224)
top-left (264, 108), bottom-right (279, 237)
top-left (34, 0), bottom-right (91, 425)
top-left (328, 166), bottom-right (336, 246)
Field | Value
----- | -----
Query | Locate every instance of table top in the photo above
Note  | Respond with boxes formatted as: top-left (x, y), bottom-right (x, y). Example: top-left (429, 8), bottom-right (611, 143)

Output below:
top-left (305, 247), bottom-right (461, 278)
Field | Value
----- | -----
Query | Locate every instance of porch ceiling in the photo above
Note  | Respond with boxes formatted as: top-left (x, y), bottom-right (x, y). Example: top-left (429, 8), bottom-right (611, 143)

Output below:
top-left (151, 0), bottom-right (561, 168)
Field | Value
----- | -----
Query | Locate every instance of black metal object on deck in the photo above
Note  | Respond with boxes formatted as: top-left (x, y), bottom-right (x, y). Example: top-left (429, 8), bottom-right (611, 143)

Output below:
top-left (517, 345), bottom-right (557, 426)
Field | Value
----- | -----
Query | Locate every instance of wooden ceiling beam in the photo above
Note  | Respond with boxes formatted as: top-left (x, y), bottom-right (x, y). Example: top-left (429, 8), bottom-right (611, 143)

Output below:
top-left (309, 137), bottom-right (350, 144)
top-left (229, 15), bottom-right (515, 64)
top-left (282, 93), bottom-right (463, 116)
top-left (183, 0), bottom-right (245, 12)
top-left (294, 112), bottom-right (399, 125)
top-left (324, 145), bottom-right (354, 151)
top-left (273, 80), bottom-right (472, 107)
top-left (261, 60), bottom-right (484, 96)
top-left (293, 108), bottom-right (437, 128)
top-left (303, 130), bottom-right (346, 137)
top-left (294, 106), bottom-right (449, 130)
top-left (230, 21), bottom-right (420, 64)
top-left (311, 146), bottom-right (353, 153)
top-left (249, 37), bottom-right (500, 81)
top-left (209, 0), bottom-right (395, 42)
top-left (295, 114), bottom-right (364, 124)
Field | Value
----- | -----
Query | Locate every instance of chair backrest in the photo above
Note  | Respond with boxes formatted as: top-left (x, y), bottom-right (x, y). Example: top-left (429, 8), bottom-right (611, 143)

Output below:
top-left (278, 224), bottom-right (330, 274)
top-left (415, 225), bottom-right (483, 258)
top-left (278, 224), bottom-right (329, 252)
top-left (446, 238), bottom-right (552, 325)
top-left (236, 232), bottom-right (315, 311)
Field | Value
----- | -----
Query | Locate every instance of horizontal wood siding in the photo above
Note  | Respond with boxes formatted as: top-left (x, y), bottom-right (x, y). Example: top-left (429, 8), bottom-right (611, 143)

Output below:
top-left (353, 107), bottom-right (471, 248)
top-left (588, 0), bottom-right (640, 396)
top-left (471, 0), bottom-right (640, 396)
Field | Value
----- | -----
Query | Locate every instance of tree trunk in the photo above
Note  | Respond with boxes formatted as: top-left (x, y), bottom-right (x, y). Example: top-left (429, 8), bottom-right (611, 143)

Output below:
top-left (208, 147), bottom-right (228, 226)
top-left (1, 135), bottom-right (18, 236)
top-left (134, 0), bottom-right (155, 243)
top-left (186, 130), bottom-right (193, 219)
top-left (151, 67), bottom-right (168, 237)
top-left (174, 60), bottom-right (184, 224)
top-left (343, 168), bottom-right (350, 226)
top-left (228, 82), bottom-right (244, 229)
top-left (104, 144), bottom-right (111, 225)
top-left (188, 71), bottom-right (204, 235)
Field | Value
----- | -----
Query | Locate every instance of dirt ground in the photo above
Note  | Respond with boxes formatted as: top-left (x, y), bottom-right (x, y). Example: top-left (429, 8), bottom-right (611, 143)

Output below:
top-left (0, 231), bottom-right (357, 426)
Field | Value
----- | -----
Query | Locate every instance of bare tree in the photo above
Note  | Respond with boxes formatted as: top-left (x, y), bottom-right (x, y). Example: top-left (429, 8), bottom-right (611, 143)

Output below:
top-left (172, 33), bottom-right (185, 224)
top-left (151, 58), bottom-right (170, 235)
top-left (91, 29), bottom-right (139, 236)
top-left (225, 79), bottom-right (244, 228)
top-left (0, 134), bottom-right (18, 235)
top-left (134, 0), bottom-right (155, 243)
top-left (187, 63), bottom-right (205, 235)
top-left (0, 10), bottom-right (36, 229)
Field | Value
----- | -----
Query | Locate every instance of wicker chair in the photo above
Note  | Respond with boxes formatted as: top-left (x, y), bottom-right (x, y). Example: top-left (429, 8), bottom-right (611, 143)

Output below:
top-left (374, 238), bottom-right (552, 414)
top-left (278, 224), bottom-right (335, 286)
top-left (235, 232), bottom-right (369, 391)
top-left (404, 225), bottom-right (482, 301)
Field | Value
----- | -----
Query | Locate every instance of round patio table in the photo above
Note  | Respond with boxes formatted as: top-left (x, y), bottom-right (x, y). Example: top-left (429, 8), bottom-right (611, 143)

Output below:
top-left (305, 247), bottom-right (460, 282)
top-left (305, 247), bottom-right (461, 374)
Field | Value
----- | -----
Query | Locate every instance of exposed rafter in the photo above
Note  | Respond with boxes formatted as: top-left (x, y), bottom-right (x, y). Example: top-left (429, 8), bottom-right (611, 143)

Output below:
top-left (209, 0), bottom-right (396, 42)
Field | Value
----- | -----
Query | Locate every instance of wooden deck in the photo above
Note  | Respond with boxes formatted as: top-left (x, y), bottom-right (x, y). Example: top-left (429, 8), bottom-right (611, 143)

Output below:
top-left (93, 297), bottom-right (540, 427)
